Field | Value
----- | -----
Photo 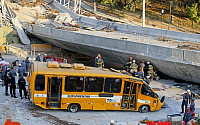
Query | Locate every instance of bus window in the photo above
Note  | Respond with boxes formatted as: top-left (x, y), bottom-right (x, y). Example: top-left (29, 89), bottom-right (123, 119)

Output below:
top-left (85, 77), bottom-right (104, 92)
top-left (65, 76), bottom-right (84, 92)
top-left (35, 75), bottom-right (45, 91)
top-left (141, 84), bottom-right (156, 98)
top-left (105, 78), bottom-right (122, 93)
top-left (132, 84), bottom-right (137, 94)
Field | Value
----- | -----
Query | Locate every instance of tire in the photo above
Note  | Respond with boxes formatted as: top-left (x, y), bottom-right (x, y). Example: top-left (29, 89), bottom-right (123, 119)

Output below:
top-left (68, 104), bottom-right (79, 113)
top-left (139, 105), bottom-right (149, 113)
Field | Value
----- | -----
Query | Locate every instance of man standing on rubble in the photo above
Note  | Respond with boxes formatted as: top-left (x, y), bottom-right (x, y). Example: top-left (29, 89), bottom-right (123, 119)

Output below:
top-left (144, 61), bottom-right (154, 81)
top-left (130, 60), bottom-right (138, 73)
top-left (139, 61), bottom-right (145, 73)
top-left (124, 57), bottom-right (133, 72)
top-left (181, 89), bottom-right (191, 113)
top-left (96, 54), bottom-right (104, 68)
top-left (36, 53), bottom-right (41, 62)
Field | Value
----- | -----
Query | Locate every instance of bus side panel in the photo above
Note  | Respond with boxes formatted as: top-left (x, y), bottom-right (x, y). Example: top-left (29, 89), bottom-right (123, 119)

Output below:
top-left (106, 103), bottom-right (121, 110)
top-left (33, 75), bottom-right (48, 109)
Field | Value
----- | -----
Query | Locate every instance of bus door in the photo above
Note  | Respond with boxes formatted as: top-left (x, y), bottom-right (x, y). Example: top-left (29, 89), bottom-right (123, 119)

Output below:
top-left (121, 81), bottom-right (138, 110)
top-left (47, 76), bottom-right (62, 109)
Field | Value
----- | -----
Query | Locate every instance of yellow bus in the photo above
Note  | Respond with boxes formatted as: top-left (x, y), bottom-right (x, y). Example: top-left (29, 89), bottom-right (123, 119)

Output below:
top-left (27, 62), bottom-right (165, 113)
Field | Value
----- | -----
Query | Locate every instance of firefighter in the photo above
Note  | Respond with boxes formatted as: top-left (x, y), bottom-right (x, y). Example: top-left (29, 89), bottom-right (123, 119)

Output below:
top-left (9, 67), bottom-right (17, 98)
top-left (35, 53), bottom-right (41, 62)
top-left (124, 57), bottom-right (133, 72)
top-left (130, 60), bottom-right (138, 73)
top-left (139, 60), bottom-right (145, 73)
top-left (181, 89), bottom-right (191, 113)
top-left (145, 76), bottom-right (151, 85)
top-left (43, 54), bottom-right (48, 62)
top-left (25, 57), bottom-right (30, 72)
top-left (17, 64), bottom-right (24, 77)
top-left (144, 61), bottom-right (154, 81)
top-left (190, 98), bottom-right (195, 113)
top-left (96, 55), bottom-right (104, 68)
top-left (18, 75), bottom-right (27, 99)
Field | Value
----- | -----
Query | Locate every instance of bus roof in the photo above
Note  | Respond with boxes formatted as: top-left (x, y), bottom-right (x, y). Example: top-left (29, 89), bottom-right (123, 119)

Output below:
top-left (33, 62), bottom-right (141, 80)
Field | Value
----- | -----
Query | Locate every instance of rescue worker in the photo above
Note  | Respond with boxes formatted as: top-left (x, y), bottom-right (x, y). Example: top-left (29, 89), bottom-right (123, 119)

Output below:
top-left (9, 67), bottom-right (17, 98)
top-left (145, 76), bottom-right (151, 85)
top-left (139, 60), bottom-right (145, 73)
top-left (144, 61), bottom-right (154, 81)
top-left (94, 54), bottom-right (100, 66)
top-left (36, 53), bottom-right (41, 62)
top-left (96, 54), bottom-right (104, 68)
top-left (183, 107), bottom-right (192, 125)
top-left (190, 98), bottom-right (195, 113)
top-left (17, 64), bottom-right (24, 77)
top-left (124, 57), bottom-right (133, 72)
top-left (21, 60), bottom-right (26, 72)
top-left (12, 60), bottom-right (19, 71)
top-left (4, 69), bottom-right (9, 96)
top-left (43, 54), bottom-right (48, 62)
top-left (18, 75), bottom-right (27, 99)
top-left (181, 89), bottom-right (191, 113)
top-left (135, 68), bottom-right (144, 79)
top-left (130, 60), bottom-right (138, 73)
top-left (25, 57), bottom-right (30, 72)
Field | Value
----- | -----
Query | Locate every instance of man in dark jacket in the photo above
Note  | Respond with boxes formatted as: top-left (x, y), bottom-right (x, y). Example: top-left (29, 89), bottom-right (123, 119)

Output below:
top-left (10, 75), bottom-right (17, 98)
top-left (4, 69), bottom-right (9, 96)
top-left (181, 89), bottom-right (191, 113)
top-left (18, 75), bottom-right (27, 99)
top-left (25, 57), bottom-right (30, 72)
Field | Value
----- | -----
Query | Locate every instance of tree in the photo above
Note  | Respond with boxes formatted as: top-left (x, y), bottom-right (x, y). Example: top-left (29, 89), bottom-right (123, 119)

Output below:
top-left (186, 3), bottom-right (200, 23)
top-left (101, 0), bottom-right (117, 10)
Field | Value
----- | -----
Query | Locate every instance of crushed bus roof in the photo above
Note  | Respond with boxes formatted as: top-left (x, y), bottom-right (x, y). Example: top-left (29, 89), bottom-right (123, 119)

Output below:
top-left (33, 62), bottom-right (141, 80)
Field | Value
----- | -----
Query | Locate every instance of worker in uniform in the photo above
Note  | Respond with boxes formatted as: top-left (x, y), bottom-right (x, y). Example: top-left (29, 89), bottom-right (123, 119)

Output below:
top-left (9, 67), bottom-right (17, 98)
top-left (4, 68), bottom-right (10, 96)
top-left (181, 89), bottom-right (191, 113)
top-left (17, 64), bottom-right (24, 77)
top-left (36, 53), bottom-right (41, 62)
top-left (25, 57), bottom-right (30, 72)
top-left (183, 107), bottom-right (192, 125)
top-left (18, 75), bottom-right (27, 99)
top-left (130, 60), bottom-right (138, 73)
top-left (145, 76), bottom-right (151, 85)
top-left (96, 55), bottom-right (104, 68)
top-left (43, 54), bottom-right (48, 62)
top-left (144, 61), bottom-right (154, 81)
top-left (12, 60), bottom-right (19, 72)
top-left (94, 54), bottom-right (100, 66)
top-left (135, 68), bottom-right (144, 79)
top-left (139, 60), bottom-right (145, 73)
top-left (190, 98), bottom-right (195, 113)
top-left (124, 57), bottom-right (133, 72)
top-left (21, 60), bottom-right (26, 73)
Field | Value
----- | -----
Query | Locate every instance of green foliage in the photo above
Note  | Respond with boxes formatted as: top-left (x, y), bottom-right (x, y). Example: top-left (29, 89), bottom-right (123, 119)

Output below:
top-left (186, 3), bottom-right (200, 23)
top-left (101, 0), bottom-right (117, 10)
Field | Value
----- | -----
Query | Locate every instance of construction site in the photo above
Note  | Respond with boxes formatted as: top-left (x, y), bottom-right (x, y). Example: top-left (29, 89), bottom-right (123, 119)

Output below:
top-left (0, 0), bottom-right (200, 124)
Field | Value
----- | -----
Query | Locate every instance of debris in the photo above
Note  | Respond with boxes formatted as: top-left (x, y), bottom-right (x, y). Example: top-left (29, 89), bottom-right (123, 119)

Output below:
top-left (152, 88), bottom-right (161, 91)
top-left (157, 36), bottom-right (171, 41)
top-left (120, 37), bottom-right (128, 40)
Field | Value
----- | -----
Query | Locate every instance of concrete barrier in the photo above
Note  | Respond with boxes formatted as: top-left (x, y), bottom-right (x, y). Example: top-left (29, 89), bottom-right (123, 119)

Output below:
top-left (184, 50), bottom-right (200, 63)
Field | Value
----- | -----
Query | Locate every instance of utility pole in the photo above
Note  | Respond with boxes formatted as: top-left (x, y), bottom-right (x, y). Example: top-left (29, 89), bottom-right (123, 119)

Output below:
top-left (142, 0), bottom-right (145, 27)
top-left (168, 1), bottom-right (172, 30)
top-left (94, 0), bottom-right (96, 13)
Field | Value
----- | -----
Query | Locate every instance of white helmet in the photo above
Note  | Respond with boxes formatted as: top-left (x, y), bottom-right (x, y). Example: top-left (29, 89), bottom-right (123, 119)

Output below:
top-left (146, 76), bottom-right (150, 79)
top-left (130, 69), bottom-right (134, 74)
top-left (38, 53), bottom-right (40, 56)
top-left (187, 89), bottom-right (190, 93)
top-left (132, 60), bottom-right (136, 63)
top-left (44, 54), bottom-right (47, 56)
top-left (19, 64), bottom-right (22, 66)
top-left (147, 61), bottom-right (150, 64)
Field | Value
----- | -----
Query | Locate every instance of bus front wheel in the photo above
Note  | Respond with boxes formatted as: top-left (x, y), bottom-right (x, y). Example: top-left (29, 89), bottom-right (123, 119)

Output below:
top-left (68, 104), bottom-right (79, 113)
top-left (139, 105), bottom-right (149, 113)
